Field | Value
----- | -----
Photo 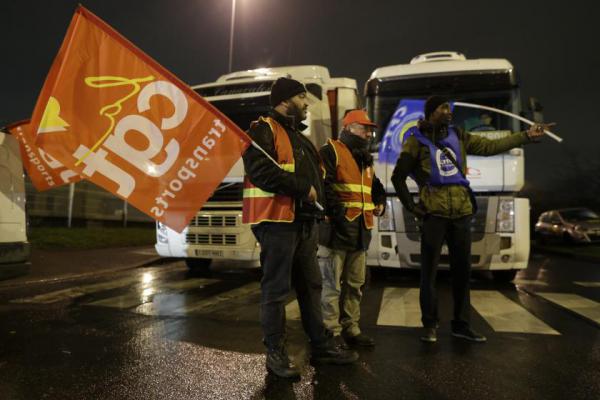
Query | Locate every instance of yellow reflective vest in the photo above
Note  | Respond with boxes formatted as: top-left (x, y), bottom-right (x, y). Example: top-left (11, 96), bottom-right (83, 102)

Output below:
top-left (242, 117), bottom-right (295, 224)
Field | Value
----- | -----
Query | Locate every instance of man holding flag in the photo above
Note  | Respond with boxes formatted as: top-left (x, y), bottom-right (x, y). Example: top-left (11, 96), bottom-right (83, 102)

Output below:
top-left (391, 95), bottom-right (553, 343)
top-left (242, 77), bottom-right (358, 378)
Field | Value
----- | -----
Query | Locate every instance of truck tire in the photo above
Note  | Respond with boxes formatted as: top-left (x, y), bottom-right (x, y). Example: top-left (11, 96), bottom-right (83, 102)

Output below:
top-left (492, 269), bottom-right (517, 283)
top-left (185, 258), bottom-right (212, 272)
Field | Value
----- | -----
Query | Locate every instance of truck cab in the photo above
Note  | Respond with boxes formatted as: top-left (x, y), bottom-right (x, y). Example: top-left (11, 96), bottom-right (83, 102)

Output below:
top-left (365, 52), bottom-right (530, 281)
top-left (155, 65), bottom-right (359, 270)
top-left (0, 129), bottom-right (30, 279)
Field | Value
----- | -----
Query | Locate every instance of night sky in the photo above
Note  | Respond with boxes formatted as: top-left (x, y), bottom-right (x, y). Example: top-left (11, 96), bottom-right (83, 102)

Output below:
top-left (3, 0), bottom-right (599, 190)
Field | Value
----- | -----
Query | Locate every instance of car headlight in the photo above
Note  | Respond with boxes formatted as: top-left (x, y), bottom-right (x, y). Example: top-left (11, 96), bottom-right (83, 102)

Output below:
top-left (378, 198), bottom-right (395, 232)
top-left (496, 199), bottom-right (514, 233)
top-left (156, 221), bottom-right (169, 244)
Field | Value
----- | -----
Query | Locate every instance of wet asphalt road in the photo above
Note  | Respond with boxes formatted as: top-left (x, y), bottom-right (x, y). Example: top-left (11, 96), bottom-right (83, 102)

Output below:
top-left (0, 252), bottom-right (599, 400)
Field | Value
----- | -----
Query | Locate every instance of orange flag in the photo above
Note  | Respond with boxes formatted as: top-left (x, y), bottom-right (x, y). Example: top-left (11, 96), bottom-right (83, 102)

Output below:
top-left (30, 6), bottom-right (251, 232)
top-left (7, 120), bottom-right (81, 191)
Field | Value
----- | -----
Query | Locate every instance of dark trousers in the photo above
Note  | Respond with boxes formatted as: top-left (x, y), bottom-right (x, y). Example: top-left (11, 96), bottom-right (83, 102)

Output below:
top-left (420, 215), bottom-right (472, 329)
top-left (252, 221), bottom-right (329, 350)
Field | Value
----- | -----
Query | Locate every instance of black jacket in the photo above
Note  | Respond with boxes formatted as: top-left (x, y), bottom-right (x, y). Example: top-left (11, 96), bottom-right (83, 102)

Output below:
top-left (242, 110), bottom-right (325, 222)
top-left (319, 139), bottom-right (386, 251)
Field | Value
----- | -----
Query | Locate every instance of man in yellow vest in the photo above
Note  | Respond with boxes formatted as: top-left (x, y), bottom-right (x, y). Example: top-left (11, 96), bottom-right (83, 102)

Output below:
top-left (242, 78), bottom-right (358, 379)
top-left (319, 110), bottom-right (386, 348)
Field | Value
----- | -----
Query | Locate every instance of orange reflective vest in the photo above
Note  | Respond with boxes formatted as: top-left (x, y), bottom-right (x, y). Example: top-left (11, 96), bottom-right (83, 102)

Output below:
top-left (242, 117), bottom-right (295, 224)
top-left (329, 139), bottom-right (375, 229)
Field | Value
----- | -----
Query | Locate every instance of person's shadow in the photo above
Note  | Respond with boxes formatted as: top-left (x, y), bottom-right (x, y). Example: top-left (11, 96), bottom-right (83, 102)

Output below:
top-left (260, 373), bottom-right (299, 400)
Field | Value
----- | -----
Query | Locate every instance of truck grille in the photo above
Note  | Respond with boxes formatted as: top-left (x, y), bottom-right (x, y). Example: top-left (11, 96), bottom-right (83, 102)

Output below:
top-left (410, 254), bottom-right (481, 265)
top-left (185, 233), bottom-right (238, 245)
top-left (189, 215), bottom-right (238, 227)
top-left (207, 182), bottom-right (243, 202)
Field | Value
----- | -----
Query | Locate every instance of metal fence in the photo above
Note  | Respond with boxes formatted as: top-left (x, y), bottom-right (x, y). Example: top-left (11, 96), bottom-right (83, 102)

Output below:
top-left (25, 178), bottom-right (152, 227)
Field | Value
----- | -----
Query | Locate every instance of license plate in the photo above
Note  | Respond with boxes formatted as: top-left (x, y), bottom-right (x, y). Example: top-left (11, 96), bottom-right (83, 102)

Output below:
top-left (194, 249), bottom-right (224, 258)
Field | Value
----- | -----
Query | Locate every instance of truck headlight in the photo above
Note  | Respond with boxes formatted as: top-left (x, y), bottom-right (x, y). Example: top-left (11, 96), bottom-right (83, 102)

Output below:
top-left (156, 221), bottom-right (169, 244)
top-left (496, 199), bottom-right (514, 233)
top-left (378, 198), bottom-right (395, 232)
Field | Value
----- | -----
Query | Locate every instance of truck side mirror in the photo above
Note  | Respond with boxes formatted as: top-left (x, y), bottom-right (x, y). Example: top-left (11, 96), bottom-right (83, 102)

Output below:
top-left (520, 97), bottom-right (545, 130)
top-left (528, 97), bottom-right (544, 123)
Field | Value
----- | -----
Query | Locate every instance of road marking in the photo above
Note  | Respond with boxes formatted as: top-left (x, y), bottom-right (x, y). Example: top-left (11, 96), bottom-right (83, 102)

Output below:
top-left (376, 287), bottom-right (422, 327)
top-left (471, 290), bottom-right (560, 335)
top-left (286, 299), bottom-right (301, 320)
top-left (86, 278), bottom-right (217, 309)
top-left (10, 276), bottom-right (142, 304)
top-left (513, 279), bottom-right (549, 287)
top-left (536, 292), bottom-right (600, 325)
top-left (170, 281), bottom-right (261, 315)
top-left (574, 281), bottom-right (600, 288)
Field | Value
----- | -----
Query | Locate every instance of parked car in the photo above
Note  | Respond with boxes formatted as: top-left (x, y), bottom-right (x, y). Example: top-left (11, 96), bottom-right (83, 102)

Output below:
top-left (535, 208), bottom-right (600, 244)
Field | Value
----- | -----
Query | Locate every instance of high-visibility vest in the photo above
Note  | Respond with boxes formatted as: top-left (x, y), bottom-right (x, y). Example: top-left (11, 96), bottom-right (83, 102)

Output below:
top-left (242, 117), bottom-right (295, 224)
top-left (329, 139), bottom-right (375, 229)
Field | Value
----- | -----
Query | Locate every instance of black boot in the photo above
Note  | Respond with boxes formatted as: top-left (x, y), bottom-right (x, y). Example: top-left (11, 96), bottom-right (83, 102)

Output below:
top-left (343, 332), bottom-right (375, 347)
top-left (266, 346), bottom-right (301, 378)
top-left (311, 340), bottom-right (359, 365)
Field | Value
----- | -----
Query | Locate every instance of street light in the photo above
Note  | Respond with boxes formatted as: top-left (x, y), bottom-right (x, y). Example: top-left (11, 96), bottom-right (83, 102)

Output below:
top-left (228, 0), bottom-right (237, 73)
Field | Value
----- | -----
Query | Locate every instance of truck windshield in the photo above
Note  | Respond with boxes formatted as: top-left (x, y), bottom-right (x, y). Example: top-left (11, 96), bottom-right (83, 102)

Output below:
top-left (200, 94), bottom-right (271, 132)
top-left (368, 88), bottom-right (520, 144)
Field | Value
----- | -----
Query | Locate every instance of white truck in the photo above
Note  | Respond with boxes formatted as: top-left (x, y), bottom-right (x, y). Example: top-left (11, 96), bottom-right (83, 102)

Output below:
top-left (0, 129), bottom-right (30, 279)
top-left (155, 65), bottom-right (359, 270)
top-left (365, 52), bottom-right (534, 282)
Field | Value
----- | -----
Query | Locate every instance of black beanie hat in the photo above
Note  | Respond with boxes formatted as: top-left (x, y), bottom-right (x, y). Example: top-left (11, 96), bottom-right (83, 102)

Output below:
top-left (270, 77), bottom-right (306, 107)
top-left (424, 95), bottom-right (449, 120)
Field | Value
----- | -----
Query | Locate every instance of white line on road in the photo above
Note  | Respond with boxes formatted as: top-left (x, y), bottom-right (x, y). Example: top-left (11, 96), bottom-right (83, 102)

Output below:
top-left (86, 278), bottom-right (217, 309)
top-left (574, 281), bottom-right (600, 288)
top-left (286, 299), bottom-right (301, 320)
top-left (471, 290), bottom-right (560, 335)
top-left (10, 276), bottom-right (142, 304)
top-left (9, 264), bottom-right (184, 304)
top-left (169, 281), bottom-right (261, 315)
top-left (536, 292), bottom-right (600, 325)
top-left (376, 287), bottom-right (422, 327)
top-left (513, 279), bottom-right (549, 287)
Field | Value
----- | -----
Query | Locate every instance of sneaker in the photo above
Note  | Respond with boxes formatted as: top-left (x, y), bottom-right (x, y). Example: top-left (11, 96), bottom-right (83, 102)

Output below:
top-left (266, 347), bottom-right (301, 378)
top-left (311, 341), bottom-right (359, 365)
top-left (420, 328), bottom-right (437, 343)
top-left (451, 326), bottom-right (487, 342)
top-left (343, 332), bottom-right (375, 347)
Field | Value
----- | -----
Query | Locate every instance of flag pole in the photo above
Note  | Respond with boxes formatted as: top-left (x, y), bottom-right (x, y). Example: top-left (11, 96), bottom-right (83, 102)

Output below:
top-left (453, 102), bottom-right (562, 143)
top-left (250, 140), bottom-right (324, 211)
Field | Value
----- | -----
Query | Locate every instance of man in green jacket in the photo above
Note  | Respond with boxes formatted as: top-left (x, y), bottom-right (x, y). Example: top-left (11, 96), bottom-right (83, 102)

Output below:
top-left (391, 95), bottom-right (552, 343)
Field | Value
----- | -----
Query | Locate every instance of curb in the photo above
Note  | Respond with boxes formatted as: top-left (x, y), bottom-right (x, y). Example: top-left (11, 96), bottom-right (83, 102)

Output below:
top-left (0, 256), bottom-right (176, 291)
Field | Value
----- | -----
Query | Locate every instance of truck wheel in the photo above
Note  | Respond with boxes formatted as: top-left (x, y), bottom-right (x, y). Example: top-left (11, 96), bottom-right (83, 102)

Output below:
top-left (492, 270), bottom-right (517, 283)
top-left (185, 258), bottom-right (212, 272)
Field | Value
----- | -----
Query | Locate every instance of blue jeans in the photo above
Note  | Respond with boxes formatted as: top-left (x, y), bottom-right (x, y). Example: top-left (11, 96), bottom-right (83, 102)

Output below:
top-left (252, 221), bottom-right (330, 349)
